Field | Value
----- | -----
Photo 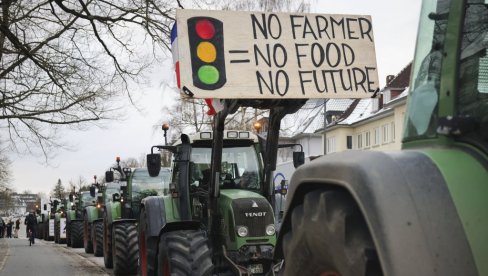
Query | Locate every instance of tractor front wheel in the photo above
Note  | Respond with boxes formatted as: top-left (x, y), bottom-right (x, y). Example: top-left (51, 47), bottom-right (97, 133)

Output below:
top-left (93, 221), bottom-right (103, 257)
top-left (112, 222), bottom-right (138, 275)
top-left (138, 207), bottom-right (158, 276)
top-left (70, 220), bottom-right (84, 248)
top-left (103, 214), bottom-right (113, 268)
top-left (66, 220), bottom-right (71, 247)
top-left (84, 215), bottom-right (93, 253)
top-left (281, 188), bottom-right (383, 276)
top-left (157, 230), bottom-right (213, 276)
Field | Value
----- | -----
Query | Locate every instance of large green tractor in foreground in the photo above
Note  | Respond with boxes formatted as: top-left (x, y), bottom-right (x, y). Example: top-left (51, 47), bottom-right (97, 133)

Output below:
top-left (66, 191), bottom-right (96, 248)
top-left (139, 129), bottom-right (303, 276)
top-left (102, 158), bottom-right (170, 275)
top-left (274, 0), bottom-right (488, 275)
top-left (86, 181), bottom-right (121, 257)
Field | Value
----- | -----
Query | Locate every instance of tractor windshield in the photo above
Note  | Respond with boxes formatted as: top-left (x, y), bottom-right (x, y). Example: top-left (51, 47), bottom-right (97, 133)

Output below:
top-left (131, 168), bottom-right (170, 202)
top-left (405, 0), bottom-right (488, 147)
top-left (81, 192), bottom-right (95, 208)
top-left (190, 146), bottom-right (262, 191)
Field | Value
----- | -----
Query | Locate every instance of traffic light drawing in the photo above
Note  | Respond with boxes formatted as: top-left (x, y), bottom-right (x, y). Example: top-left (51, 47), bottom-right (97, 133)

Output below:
top-left (187, 17), bottom-right (226, 90)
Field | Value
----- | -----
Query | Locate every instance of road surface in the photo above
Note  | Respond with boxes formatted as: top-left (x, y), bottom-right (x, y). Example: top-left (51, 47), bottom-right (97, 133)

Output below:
top-left (0, 223), bottom-right (110, 276)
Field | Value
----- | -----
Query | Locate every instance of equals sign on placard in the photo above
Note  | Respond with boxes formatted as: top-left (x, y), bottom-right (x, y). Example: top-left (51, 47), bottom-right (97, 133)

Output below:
top-left (229, 50), bottom-right (250, 63)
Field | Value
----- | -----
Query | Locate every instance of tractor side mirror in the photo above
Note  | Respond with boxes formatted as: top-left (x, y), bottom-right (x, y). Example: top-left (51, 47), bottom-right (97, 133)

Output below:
top-left (43, 204), bottom-right (47, 211)
top-left (69, 193), bottom-right (74, 202)
top-left (280, 180), bottom-right (288, 195)
top-left (89, 186), bottom-right (96, 197)
top-left (293, 151), bottom-right (305, 168)
top-left (105, 171), bottom-right (114, 183)
top-left (147, 153), bottom-right (161, 177)
top-left (112, 193), bottom-right (121, 202)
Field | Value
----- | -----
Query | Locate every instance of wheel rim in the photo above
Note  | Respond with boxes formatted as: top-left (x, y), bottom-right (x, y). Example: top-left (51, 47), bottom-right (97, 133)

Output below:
top-left (320, 272), bottom-right (340, 276)
top-left (140, 229), bottom-right (147, 276)
top-left (163, 257), bottom-right (170, 276)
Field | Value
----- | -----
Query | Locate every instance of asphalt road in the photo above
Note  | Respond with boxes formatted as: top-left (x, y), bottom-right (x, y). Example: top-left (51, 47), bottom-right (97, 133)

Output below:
top-left (0, 224), bottom-right (111, 276)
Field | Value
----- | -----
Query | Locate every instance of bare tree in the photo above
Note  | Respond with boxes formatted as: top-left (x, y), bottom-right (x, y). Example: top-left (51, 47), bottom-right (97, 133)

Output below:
top-left (0, 0), bottom-right (179, 157)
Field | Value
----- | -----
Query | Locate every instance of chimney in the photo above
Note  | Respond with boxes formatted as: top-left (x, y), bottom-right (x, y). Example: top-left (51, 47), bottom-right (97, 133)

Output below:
top-left (386, 75), bottom-right (395, 86)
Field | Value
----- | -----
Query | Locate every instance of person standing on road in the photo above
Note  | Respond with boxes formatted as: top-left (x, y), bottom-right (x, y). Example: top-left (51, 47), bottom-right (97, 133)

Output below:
top-left (14, 218), bottom-right (20, 238)
top-left (25, 212), bottom-right (37, 243)
top-left (6, 219), bottom-right (13, 238)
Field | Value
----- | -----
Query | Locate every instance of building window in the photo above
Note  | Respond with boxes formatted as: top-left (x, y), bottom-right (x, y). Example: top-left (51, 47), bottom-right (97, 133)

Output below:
top-left (391, 122), bottom-right (396, 142)
top-left (382, 124), bottom-right (390, 143)
top-left (327, 137), bottom-right (336, 154)
top-left (357, 134), bottom-right (363, 149)
top-left (374, 127), bottom-right (380, 146)
top-left (365, 131), bottom-right (371, 147)
top-left (346, 136), bottom-right (352, 149)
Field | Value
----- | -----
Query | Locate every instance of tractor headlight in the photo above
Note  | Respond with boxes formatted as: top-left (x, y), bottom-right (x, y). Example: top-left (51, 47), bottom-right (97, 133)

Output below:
top-left (237, 226), bottom-right (248, 237)
top-left (265, 224), bottom-right (275, 236)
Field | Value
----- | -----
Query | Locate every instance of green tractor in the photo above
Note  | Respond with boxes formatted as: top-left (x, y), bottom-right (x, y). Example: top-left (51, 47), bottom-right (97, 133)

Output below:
top-left (35, 208), bottom-right (48, 239)
top-left (54, 198), bottom-right (68, 244)
top-left (139, 127), bottom-right (305, 275)
top-left (43, 198), bottom-right (62, 242)
top-left (66, 191), bottom-right (96, 248)
top-left (87, 180), bottom-right (122, 257)
top-left (102, 158), bottom-right (170, 275)
top-left (274, 0), bottom-right (488, 275)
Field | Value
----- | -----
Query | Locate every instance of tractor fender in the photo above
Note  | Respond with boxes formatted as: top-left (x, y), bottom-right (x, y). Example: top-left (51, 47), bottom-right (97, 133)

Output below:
top-left (93, 218), bottom-right (103, 224)
top-left (66, 210), bottom-right (76, 221)
top-left (104, 201), bottom-right (122, 226)
top-left (158, 221), bottom-right (201, 237)
top-left (84, 206), bottom-right (99, 223)
top-left (112, 218), bottom-right (137, 227)
top-left (276, 150), bottom-right (476, 276)
top-left (141, 196), bottom-right (167, 238)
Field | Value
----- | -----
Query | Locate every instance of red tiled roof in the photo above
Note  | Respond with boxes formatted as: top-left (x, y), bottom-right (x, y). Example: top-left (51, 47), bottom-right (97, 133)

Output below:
top-left (387, 62), bottom-right (412, 88)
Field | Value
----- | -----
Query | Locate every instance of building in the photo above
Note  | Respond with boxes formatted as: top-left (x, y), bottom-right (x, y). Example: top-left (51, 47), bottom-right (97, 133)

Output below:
top-left (321, 63), bottom-right (411, 153)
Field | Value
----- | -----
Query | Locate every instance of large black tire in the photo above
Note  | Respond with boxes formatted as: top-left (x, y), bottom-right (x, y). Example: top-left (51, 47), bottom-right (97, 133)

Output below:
top-left (112, 222), bottom-right (139, 275)
top-left (66, 220), bottom-right (72, 247)
top-left (54, 220), bottom-right (60, 244)
top-left (156, 230), bottom-right (213, 276)
top-left (281, 189), bottom-right (383, 276)
top-left (103, 214), bottom-right (113, 268)
top-left (43, 222), bottom-right (49, 241)
top-left (70, 220), bottom-right (84, 248)
top-left (93, 221), bottom-right (103, 257)
top-left (84, 214), bottom-right (93, 253)
top-left (138, 208), bottom-right (159, 276)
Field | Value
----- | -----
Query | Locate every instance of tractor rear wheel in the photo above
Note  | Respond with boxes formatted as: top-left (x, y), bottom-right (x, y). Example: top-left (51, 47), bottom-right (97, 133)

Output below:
top-left (281, 189), bottom-right (383, 276)
top-left (103, 214), bottom-right (113, 268)
top-left (93, 221), bottom-right (103, 257)
top-left (84, 215), bottom-right (93, 253)
top-left (157, 230), bottom-right (213, 276)
top-left (66, 220), bottom-right (72, 247)
top-left (112, 222), bottom-right (138, 275)
top-left (138, 207), bottom-right (158, 276)
top-left (70, 220), bottom-right (84, 248)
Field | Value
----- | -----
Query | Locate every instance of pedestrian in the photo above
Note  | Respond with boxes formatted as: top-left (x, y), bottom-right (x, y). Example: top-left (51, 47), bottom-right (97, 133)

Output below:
top-left (6, 219), bottom-right (13, 238)
top-left (14, 218), bottom-right (20, 238)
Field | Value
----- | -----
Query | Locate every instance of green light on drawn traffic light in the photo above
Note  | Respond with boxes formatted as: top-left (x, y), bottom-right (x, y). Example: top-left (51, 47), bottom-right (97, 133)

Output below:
top-left (198, 65), bottom-right (219, 85)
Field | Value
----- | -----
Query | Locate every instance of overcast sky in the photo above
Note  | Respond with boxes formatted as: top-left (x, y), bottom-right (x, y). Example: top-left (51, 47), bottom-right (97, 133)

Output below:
top-left (8, 0), bottom-right (422, 195)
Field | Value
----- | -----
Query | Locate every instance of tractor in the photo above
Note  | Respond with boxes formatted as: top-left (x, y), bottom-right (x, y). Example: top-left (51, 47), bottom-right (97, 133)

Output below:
top-left (86, 180), bottom-right (122, 257)
top-left (274, 0), bottom-right (488, 275)
top-left (54, 198), bottom-right (68, 244)
top-left (139, 124), bottom-right (305, 275)
top-left (66, 190), bottom-right (96, 249)
top-left (102, 158), bottom-right (171, 275)
top-left (43, 198), bottom-right (61, 242)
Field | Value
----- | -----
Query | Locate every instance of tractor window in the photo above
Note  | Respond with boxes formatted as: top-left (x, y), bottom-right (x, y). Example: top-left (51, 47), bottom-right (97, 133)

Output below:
top-left (457, 0), bottom-right (488, 143)
top-left (81, 193), bottom-right (95, 207)
top-left (131, 168), bottom-right (169, 201)
top-left (191, 146), bottom-right (261, 191)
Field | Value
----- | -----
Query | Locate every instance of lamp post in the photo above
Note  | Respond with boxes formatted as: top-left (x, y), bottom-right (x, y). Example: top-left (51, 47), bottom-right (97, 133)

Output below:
top-left (162, 123), bottom-right (170, 145)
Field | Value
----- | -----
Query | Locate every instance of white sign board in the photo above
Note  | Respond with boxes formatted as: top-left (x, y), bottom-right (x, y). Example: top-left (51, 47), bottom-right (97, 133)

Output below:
top-left (49, 219), bottom-right (55, 237)
top-left (174, 9), bottom-right (379, 99)
top-left (60, 218), bottom-right (67, 239)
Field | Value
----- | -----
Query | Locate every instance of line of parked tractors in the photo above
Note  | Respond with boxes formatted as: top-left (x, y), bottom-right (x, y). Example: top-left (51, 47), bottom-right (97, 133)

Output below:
top-left (34, 157), bottom-right (171, 275)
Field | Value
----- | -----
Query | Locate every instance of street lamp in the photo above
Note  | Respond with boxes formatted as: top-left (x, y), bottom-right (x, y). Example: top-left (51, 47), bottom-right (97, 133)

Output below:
top-left (253, 121), bottom-right (262, 133)
top-left (162, 123), bottom-right (170, 145)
